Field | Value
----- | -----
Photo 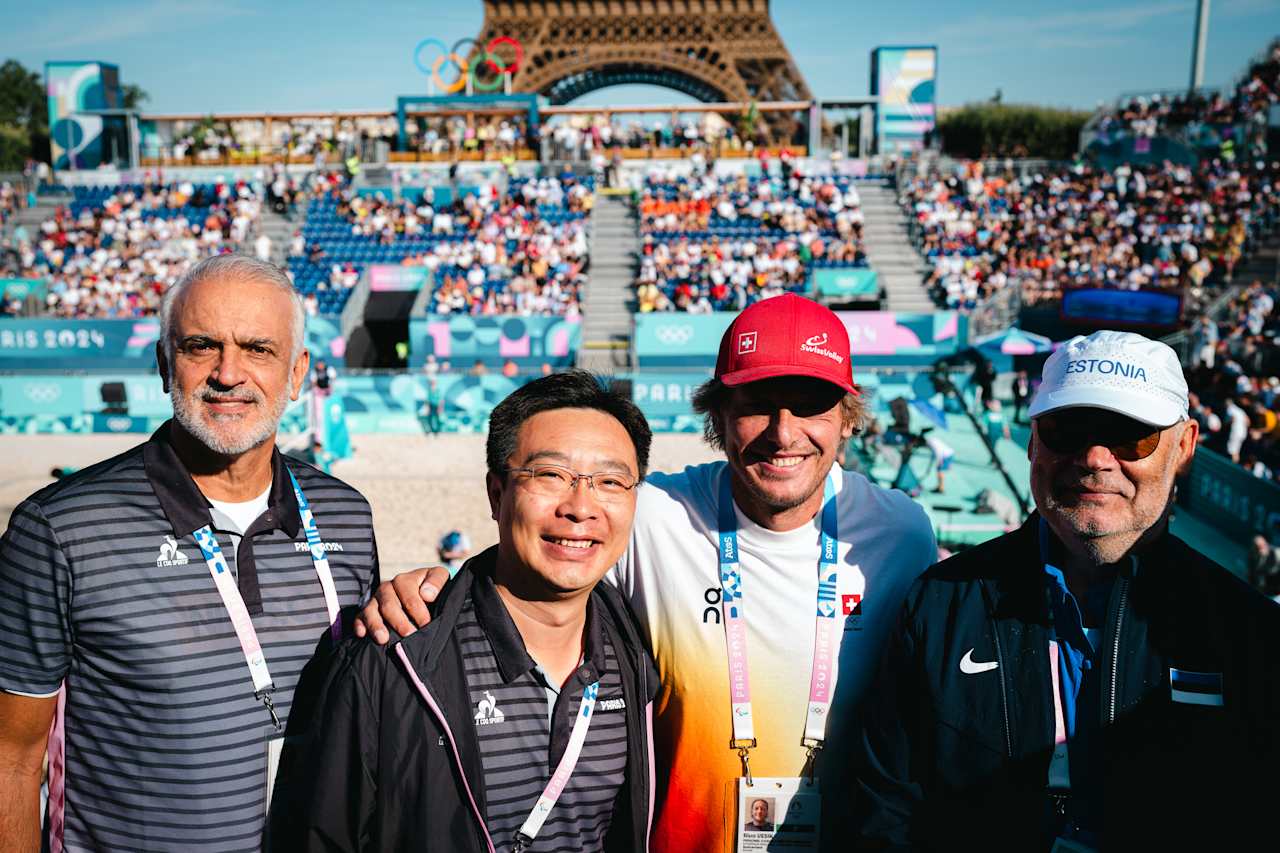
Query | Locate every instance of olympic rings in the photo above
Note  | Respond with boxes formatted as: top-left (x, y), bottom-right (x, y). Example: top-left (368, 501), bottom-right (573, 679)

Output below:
top-left (432, 53), bottom-right (468, 94)
top-left (469, 52), bottom-right (506, 93)
top-left (413, 35), bottom-right (525, 90)
top-left (451, 37), bottom-right (480, 63)
top-left (412, 38), bottom-right (449, 77)
top-left (486, 36), bottom-right (523, 74)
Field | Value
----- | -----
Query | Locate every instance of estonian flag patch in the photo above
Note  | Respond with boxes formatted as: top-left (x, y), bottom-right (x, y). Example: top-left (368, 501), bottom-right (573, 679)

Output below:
top-left (1169, 668), bottom-right (1224, 707)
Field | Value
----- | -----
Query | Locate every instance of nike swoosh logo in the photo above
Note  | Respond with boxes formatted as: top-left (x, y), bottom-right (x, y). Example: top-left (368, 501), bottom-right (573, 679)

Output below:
top-left (960, 648), bottom-right (999, 674)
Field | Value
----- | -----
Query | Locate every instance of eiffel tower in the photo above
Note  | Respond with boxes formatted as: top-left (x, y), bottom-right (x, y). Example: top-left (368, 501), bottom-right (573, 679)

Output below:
top-left (474, 0), bottom-right (812, 142)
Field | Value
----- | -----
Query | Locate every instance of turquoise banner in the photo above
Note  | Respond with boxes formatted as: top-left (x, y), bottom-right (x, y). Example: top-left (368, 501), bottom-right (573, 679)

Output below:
top-left (635, 310), bottom-right (968, 368)
top-left (0, 317), bottom-right (347, 369)
top-left (409, 315), bottom-right (581, 369)
top-left (0, 371), bottom-right (531, 435)
top-left (1, 278), bottom-right (50, 301)
top-left (1181, 447), bottom-right (1280, 542)
top-left (814, 268), bottom-right (879, 299)
top-left (630, 371), bottom-right (710, 433)
top-left (369, 265), bottom-right (432, 292)
top-left (0, 319), bottom-right (160, 369)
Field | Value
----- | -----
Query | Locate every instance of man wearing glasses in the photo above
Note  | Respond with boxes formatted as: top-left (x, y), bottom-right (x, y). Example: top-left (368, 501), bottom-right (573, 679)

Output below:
top-left (296, 371), bottom-right (657, 852)
top-left (852, 331), bottom-right (1280, 850)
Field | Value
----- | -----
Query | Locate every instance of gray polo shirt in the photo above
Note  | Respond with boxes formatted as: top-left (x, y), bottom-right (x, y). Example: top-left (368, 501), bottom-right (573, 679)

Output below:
top-left (0, 422), bottom-right (379, 852)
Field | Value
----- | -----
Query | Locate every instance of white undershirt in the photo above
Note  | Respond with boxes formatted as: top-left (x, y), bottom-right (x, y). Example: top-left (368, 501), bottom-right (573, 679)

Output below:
top-left (208, 484), bottom-right (272, 535)
top-left (207, 484), bottom-right (272, 574)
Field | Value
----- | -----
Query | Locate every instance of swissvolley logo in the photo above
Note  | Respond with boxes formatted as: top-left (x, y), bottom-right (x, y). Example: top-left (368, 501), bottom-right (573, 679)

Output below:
top-left (801, 333), bottom-right (844, 364)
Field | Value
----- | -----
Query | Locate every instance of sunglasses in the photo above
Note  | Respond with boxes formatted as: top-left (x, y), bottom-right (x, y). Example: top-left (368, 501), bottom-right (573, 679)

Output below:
top-left (1035, 411), bottom-right (1166, 461)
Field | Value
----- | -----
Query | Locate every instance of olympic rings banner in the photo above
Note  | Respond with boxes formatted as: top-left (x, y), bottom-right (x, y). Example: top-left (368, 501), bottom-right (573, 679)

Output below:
top-left (412, 36), bottom-right (524, 94)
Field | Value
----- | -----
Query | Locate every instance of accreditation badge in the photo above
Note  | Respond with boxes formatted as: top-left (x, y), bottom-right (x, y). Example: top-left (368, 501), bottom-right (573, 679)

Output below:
top-left (735, 777), bottom-right (820, 851)
top-left (265, 733), bottom-right (285, 814)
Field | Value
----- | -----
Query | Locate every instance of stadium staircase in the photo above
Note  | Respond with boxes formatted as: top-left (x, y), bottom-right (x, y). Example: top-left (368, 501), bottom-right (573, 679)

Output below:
top-left (4, 196), bottom-right (61, 242)
top-left (857, 181), bottom-right (934, 313)
top-left (257, 205), bottom-right (296, 268)
top-left (577, 194), bottom-right (638, 372)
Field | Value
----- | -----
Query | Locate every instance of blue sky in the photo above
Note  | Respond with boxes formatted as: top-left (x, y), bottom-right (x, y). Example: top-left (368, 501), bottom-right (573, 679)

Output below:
top-left (1, 0), bottom-right (1277, 114)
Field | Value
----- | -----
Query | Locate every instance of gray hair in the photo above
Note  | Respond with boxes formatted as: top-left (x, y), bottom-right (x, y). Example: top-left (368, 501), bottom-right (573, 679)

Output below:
top-left (159, 254), bottom-right (306, 366)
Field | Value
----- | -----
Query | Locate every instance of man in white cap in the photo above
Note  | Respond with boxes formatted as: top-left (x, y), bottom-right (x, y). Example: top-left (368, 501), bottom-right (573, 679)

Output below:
top-left (851, 330), bottom-right (1280, 851)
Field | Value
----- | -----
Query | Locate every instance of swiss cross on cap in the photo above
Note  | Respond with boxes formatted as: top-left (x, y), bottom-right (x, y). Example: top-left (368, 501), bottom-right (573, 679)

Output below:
top-left (714, 293), bottom-right (857, 394)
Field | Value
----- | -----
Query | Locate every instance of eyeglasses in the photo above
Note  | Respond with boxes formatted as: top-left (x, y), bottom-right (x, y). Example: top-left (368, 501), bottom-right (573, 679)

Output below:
top-left (1035, 411), bottom-right (1167, 461)
top-left (505, 464), bottom-right (640, 502)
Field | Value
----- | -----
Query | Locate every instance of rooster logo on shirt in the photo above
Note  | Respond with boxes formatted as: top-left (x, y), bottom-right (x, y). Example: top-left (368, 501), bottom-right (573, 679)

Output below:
top-left (156, 535), bottom-right (190, 567)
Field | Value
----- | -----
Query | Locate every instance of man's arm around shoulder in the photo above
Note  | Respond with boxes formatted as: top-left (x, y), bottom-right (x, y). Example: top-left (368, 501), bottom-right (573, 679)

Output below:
top-left (0, 692), bottom-right (57, 852)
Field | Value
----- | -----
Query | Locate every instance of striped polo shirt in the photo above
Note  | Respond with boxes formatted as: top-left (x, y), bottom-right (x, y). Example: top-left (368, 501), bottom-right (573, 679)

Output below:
top-left (0, 422), bottom-right (379, 852)
top-left (460, 570), bottom-right (629, 852)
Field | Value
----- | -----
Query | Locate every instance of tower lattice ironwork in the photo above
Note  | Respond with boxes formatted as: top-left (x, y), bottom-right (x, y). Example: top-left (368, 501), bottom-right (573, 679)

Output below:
top-left (474, 0), bottom-right (812, 142)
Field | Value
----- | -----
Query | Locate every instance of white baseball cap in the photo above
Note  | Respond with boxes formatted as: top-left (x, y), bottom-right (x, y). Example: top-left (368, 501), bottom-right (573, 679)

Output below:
top-left (1029, 330), bottom-right (1188, 427)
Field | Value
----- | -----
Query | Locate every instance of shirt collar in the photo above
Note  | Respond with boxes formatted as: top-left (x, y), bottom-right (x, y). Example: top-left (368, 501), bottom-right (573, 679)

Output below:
top-left (467, 546), bottom-right (607, 685)
top-left (142, 420), bottom-right (301, 540)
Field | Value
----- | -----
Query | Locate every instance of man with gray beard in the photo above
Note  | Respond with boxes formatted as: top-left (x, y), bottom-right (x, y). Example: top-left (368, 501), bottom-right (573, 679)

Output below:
top-left (0, 254), bottom-right (379, 852)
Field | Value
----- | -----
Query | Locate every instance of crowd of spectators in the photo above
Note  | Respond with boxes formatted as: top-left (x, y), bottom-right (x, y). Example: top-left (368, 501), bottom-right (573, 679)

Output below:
top-left (0, 182), bottom-right (22, 229)
top-left (301, 175), bottom-right (592, 317)
top-left (635, 165), bottom-right (869, 311)
top-left (1093, 39), bottom-right (1278, 146)
top-left (4, 179), bottom-right (264, 318)
top-left (640, 169), bottom-right (865, 237)
top-left (546, 116), bottom-right (746, 161)
top-left (1184, 282), bottom-right (1280, 484)
top-left (903, 158), bottom-right (1279, 310)
top-left (410, 116), bottom-right (531, 157)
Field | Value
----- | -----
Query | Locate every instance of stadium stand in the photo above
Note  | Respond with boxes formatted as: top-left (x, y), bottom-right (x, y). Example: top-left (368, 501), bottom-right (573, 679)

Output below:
top-left (7, 180), bottom-right (264, 318)
top-left (902, 157), bottom-right (1279, 311)
top-left (1092, 38), bottom-right (1278, 147)
top-left (635, 169), bottom-right (869, 311)
top-left (906, 38), bottom-right (1280, 314)
top-left (291, 173), bottom-right (594, 316)
top-left (1184, 280), bottom-right (1280, 483)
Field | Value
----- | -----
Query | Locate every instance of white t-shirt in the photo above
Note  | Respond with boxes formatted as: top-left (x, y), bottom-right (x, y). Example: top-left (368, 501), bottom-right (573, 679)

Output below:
top-left (608, 461), bottom-right (936, 852)
top-left (207, 484), bottom-right (272, 571)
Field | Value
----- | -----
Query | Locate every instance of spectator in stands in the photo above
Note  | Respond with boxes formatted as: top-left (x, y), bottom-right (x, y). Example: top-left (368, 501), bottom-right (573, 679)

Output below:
top-left (902, 155), bottom-right (1279, 313)
top-left (635, 170), bottom-right (869, 312)
top-left (1248, 534), bottom-right (1280, 598)
top-left (14, 181), bottom-right (265, 319)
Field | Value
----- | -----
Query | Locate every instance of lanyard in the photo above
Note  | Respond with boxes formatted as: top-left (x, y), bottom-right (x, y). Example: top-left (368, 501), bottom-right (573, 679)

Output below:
top-left (717, 469), bottom-right (840, 783)
top-left (513, 681), bottom-right (600, 852)
top-left (191, 469), bottom-right (342, 730)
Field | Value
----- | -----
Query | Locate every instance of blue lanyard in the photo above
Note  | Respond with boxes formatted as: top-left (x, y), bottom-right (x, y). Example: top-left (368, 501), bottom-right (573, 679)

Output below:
top-left (717, 469), bottom-right (840, 778)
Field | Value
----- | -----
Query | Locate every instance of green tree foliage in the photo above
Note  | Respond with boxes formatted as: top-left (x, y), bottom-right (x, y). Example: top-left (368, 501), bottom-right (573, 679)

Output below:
top-left (121, 84), bottom-right (149, 110)
top-left (938, 103), bottom-right (1090, 160)
top-left (0, 59), bottom-right (48, 169)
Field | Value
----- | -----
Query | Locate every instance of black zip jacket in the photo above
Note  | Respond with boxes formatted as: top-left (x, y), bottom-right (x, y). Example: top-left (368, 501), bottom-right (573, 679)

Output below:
top-left (293, 552), bottom-right (658, 852)
top-left (852, 515), bottom-right (1280, 851)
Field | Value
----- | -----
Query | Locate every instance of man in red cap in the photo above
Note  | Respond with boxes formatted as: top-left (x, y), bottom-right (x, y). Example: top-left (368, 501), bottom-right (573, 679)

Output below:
top-left (356, 293), bottom-right (937, 852)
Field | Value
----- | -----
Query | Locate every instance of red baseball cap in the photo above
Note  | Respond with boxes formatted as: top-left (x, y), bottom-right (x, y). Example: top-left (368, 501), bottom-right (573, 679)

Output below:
top-left (714, 293), bottom-right (857, 394)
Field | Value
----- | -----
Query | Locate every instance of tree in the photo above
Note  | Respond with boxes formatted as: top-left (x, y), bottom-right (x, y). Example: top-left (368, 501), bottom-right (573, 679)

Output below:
top-left (938, 103), bottom-right (1089, 161)
top-left (121, 84), bottom-right (149, 110)
top-left (0, 59), bottom-right (48, 169)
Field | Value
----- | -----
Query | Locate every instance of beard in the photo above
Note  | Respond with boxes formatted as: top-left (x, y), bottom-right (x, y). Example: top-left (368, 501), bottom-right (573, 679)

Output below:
top-left (171, 382), bottom-right (288, 457)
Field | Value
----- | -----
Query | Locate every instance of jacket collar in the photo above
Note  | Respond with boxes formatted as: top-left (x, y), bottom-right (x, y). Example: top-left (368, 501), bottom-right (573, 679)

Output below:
top-left (142, 420), bottom-right (301, 540)
top-left (988, 511), bottom-right (1169, 619)
top-left (468, 548), bottom-right (607, 685)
